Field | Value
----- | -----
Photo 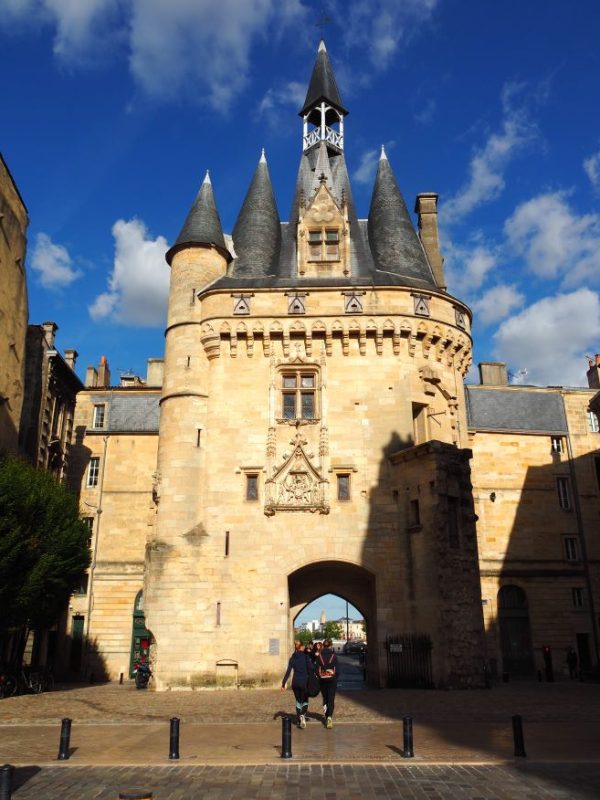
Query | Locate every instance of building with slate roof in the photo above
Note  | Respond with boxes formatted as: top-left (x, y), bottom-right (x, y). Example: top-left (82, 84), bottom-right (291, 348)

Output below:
top-left (66, 42), bottom-right (600, 687)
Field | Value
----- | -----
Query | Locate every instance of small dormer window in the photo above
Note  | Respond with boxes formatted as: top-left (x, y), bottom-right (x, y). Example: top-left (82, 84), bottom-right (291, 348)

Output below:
top-left (308, 228), bottom-right (340, 262)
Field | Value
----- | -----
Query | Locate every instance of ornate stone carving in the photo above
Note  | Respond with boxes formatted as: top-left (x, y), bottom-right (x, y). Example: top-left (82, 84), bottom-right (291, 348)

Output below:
top-left (264, 432), bottom-right (329, 516)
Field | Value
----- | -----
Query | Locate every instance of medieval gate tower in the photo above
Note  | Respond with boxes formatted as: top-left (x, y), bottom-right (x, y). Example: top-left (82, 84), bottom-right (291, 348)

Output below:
top-left (144, 41), bottom-right (486, 689)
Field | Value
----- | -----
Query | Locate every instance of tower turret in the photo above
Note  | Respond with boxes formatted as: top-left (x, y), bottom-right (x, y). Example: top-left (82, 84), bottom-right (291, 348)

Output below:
top-left (231, 151), bottom-right (281, 278)
top-left (368, 147), bottom-right (436, 288)
top-left (299, 40), bottom-right (347, 155)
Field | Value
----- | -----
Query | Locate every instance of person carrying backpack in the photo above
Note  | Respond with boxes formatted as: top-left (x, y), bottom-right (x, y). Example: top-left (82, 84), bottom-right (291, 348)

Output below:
top-left (317, 638), bottom-right (339, 729)
top-left (281, 641), bottom-right (315, 728)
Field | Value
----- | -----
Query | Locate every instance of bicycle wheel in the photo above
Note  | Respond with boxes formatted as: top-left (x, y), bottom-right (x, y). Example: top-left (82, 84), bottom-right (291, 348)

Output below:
top-left (29, 672), bottom-right (45, 694)
top-left (0, 672), bottom-right (18, 698)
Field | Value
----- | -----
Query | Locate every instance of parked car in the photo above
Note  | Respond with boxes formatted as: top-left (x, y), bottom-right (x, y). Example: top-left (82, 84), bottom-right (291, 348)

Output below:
top-left (343, 640), bottom-right (366, 655)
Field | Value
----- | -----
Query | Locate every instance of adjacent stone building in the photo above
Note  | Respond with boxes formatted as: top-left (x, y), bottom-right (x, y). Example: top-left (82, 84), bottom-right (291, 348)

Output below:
top-left (0, 153), bottom-right (29, 455)
top-left (68, 42), bottom-right (600, 688)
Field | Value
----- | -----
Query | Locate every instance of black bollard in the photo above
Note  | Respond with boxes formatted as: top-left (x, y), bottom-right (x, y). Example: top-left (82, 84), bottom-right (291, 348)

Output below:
top-left (0, 764), bottom-right (14, 800)
top-left (169, 717), bottom-right (180, 760)
top-left (119, 672), bottom-right (124, 685)
top-left (512, 714), bottom-right (526, 758)
top-left (281, 716), bottom-right (292, 759)
top-left (57, 718), bottom-right (72, 761)
top-left (402, 715), bottom-right (414, 758)
top-left (119, 792), bottom-right (153, 799)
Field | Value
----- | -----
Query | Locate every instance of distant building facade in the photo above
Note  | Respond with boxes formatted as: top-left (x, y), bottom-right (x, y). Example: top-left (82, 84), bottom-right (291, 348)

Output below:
top-left (67, 42), bottom-right (600, 688)
top-left (0, 153), bottom-right (29, 454)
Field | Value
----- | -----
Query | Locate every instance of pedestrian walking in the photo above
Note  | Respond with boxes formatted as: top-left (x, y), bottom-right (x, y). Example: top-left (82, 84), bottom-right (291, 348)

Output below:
top-left (317, 638), bottom-right (339, 729)
top-left (566, 647), bottom-right (578, 679)
top-left (281, 641), bottom-right (315, 728)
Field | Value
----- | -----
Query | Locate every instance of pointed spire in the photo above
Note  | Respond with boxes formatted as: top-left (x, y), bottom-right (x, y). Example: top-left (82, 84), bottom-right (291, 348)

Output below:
top-left (231, 151), bottom-right (281, 277)
top-left (259, 148), bottom-right (266, 164)
top-left (311, 141), bottom-right (334, 195)
top-left (380, 145), bottom-right (387, 160)
top-left (368, 154), bottom-right (436, 287)
top-left (166, 171), bottom-right (229, 265)
top-left (299, 39), bottom-right (348, 117)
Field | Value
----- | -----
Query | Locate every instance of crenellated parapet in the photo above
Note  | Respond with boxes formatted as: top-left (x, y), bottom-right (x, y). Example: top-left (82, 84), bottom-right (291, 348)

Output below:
top-left (197, 287), bottom-right (472, 375)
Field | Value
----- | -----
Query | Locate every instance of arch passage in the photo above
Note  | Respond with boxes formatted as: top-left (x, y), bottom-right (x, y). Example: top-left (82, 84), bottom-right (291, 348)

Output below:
top-left (288, 560), bottom-right (377, 685)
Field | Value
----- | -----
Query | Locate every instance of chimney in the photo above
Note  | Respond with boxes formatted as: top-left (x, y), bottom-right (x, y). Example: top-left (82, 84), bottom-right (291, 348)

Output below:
top-left (415, 193), bottom-right (446, 291)
top-left (146, 358), bottom-right (164, 387)
top-left (478, 362), bottom-right (509, 386)
top-left (97, 356), bottom-right (111, 388)
top-left (63, 349), bottom-right (78, 371)
top-left (42, 321), bottom-right (58, 350)
top-left (85, 366), bottom-right (98, 388)
top-left (587, 354), bottom-right (600, 389)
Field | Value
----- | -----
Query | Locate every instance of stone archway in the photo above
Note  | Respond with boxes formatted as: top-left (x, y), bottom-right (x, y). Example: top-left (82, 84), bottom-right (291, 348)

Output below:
top-left (288, 560), bottom-right (378, 686)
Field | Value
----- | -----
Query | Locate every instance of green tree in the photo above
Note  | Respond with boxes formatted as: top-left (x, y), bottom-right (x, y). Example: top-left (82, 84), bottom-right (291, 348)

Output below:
top-left (0, 455), bottom-right (91, 660)
top-left (322, 621), bottom-right (343, 640)
top-left (294, 628), bottom-right (313, 645)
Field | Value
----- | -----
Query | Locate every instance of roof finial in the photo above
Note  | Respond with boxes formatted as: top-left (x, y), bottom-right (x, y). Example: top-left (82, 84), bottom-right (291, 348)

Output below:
top-left (259, 148), bottom-right (266, 164)
top-left (380, 145), bottom-right (387, 161)
top-left (203, 169), bottom-right (211, 184)
top-left (318, 39), bottom-right (327, 52)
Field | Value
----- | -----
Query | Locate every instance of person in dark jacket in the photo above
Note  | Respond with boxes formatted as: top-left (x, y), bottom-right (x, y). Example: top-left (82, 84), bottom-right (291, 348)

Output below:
top-left (317, 639), bottom-right (339, 729)
top-left (281, 641), bottom-right (314, 728)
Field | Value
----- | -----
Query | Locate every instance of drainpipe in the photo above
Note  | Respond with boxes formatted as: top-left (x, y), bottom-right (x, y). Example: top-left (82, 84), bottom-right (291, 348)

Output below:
top-left (83, 432), bottom-right (109, 674)
top-left (562, 395), bottom-right (600, 666)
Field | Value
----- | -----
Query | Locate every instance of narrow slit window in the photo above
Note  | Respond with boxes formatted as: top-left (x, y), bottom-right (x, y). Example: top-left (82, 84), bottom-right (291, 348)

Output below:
top-left (556, 477), bottom-right (572, 510)
top-left (337, 474), bottom-right (350, 501)
top-left (246, 474), bottom-right (259, 501)
top-left (409, 499), bottom-right (421, 527)
top-left (564, 537), bottom-right (579, 562)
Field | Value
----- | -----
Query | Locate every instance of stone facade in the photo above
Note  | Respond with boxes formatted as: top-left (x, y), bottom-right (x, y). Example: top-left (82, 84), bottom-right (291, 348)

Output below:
top-left (0, 153), bottom-right (28, 455)
top-left (65, 43), bottom-right (600, 688)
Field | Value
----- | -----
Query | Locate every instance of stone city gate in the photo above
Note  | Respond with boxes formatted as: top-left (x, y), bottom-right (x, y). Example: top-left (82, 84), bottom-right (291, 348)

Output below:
top-left (288, 560), bottom-right (378, 686)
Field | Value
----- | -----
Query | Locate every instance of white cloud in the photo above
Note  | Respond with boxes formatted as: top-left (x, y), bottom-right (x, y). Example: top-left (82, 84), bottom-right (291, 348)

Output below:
top-left (444, 238), bottom-right (498, 298)
top-left (30, 232), bottom-right (82, 289)
top-left (413, 97), bottom-right (436, 125)
top-left (3, 0), bottom-right (306, 109)
top-left (442, 83), bottom-right (538, 225)
top-left (353, 148), bottom-right (379, 186)
top-left (471, 284), bottom-right (524, 326)
top-left (504, 190), bottom-right (600, 287)
top-left (258, 81), bottom-right (306, 117)
top-left (89, 218), bottom-right (169, 326)
top-left (339, 0), bottom-right (438, 72)
top-left (584, 150), bottom-right (600, 193)
top-left (1, 0), bottom-right (122, 63)
top-left (128, 0), bottom-right (306, 109)
top-left (493, 289), bottom-right (600, 387)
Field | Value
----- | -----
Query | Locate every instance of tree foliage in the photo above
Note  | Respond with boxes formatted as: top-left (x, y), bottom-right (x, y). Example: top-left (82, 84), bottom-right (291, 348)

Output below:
top-left (322, 621), bottom-right (344, 640)
top-left (295, 628), bottom-right (314, 645)
top-left (0, 455), bottom-right (91, 635)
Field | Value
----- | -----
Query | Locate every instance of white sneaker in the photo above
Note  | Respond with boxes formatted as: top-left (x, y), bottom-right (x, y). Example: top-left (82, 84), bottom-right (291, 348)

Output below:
top-left (299, 714), bottom-right (306, 729)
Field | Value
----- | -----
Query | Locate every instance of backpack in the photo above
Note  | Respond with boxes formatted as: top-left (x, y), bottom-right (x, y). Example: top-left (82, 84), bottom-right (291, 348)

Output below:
top-left (317, 652), bottom-right (336, 680)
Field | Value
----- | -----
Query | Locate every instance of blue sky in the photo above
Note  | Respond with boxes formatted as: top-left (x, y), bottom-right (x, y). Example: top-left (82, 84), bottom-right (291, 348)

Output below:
top-left (2, 0), bottom-right (600, 387)
top-left (295, 595), bottom-right (362, 627)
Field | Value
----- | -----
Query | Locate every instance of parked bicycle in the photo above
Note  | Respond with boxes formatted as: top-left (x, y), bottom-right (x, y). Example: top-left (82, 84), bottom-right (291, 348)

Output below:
top-left (0, 664), bottom-right (18, 698)
top-left (0, 663), bottom-right (54, 697)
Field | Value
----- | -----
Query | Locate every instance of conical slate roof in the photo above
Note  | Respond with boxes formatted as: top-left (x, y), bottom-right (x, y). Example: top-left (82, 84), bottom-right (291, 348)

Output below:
top-left (166, 172), bottom-right (228, 265)
top-left (368, 149), bottom-right (436, 286)
top-left (299, 40), bottom-right (348, 117)
top-left (231, 151), bottom-right (281, 277)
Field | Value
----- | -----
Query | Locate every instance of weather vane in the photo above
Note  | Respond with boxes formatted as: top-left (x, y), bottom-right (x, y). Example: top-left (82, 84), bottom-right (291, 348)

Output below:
top-left (316, 11), bottom-right (332, 34)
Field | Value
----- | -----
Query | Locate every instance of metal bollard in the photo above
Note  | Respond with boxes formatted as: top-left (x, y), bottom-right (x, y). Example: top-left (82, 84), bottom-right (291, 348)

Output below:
top-left (0, 764), bottom-right (14, 800)
top-left (169, 717), bottom-right (180, 760)
top-left (512, 714), bottom-right (526, 758)
top-left (57, 718), bottom-right (72, 760)
top-left (281, 716), bottom-right (292, 759)
top-left (402, 715), bottom-right (414, 758)
top-left (119, 672), bottom-right (124, 685)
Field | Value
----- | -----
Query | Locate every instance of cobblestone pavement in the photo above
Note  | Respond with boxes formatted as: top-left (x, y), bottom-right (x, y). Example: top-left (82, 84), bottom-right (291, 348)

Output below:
top-left (7, 763), bottom-right (600, 799)
top-left (1, 678), bottom-right (598, 725)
